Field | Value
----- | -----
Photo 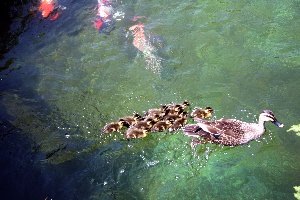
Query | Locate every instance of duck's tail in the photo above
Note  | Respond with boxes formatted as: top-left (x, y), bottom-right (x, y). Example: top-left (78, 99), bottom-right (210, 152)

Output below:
top-left (183, 124), bottom-right (203, 137)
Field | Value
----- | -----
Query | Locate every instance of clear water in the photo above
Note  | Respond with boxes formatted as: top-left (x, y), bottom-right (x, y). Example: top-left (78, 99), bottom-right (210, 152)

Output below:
top-left (1, 0), bottom-right (300, 199)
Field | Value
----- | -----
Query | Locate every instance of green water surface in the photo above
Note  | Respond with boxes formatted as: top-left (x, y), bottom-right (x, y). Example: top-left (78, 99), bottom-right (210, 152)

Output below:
top-left (1, 0), bottom-right (300, 199)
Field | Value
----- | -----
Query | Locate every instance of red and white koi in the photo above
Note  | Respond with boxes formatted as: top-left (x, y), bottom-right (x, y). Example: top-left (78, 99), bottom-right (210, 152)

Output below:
top-left (38, 0), bottom-right (65, 20)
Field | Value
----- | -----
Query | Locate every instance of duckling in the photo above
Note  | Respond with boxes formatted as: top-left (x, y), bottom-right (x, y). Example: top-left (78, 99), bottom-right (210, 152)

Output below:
top-left (151, 119), bottom-right (173, 132)
top-left (143, 114), bottom-right (161, 123)
top-left (133, 118), bottom-right (156, 130)
top-left (164, 105), bottom-right (184, 116)
top-left (163, 114), bottom-right (181, 121)
top-left (119, 113), bottom-right (142, 126)
top-left (125, 127), bottom-right (148, 139)
top-left (164, 111), bottom-right (188, 121)
top-left (102, 120), bottom-right (129, 134)
top-left (169, 116), bottom-right (188, 132)
top-left (166, 100), bottom-right (190, 111)
top-left (179, 100), bottom-right (190, 110)
top-left (144, 105), bottom-right (167, 118)
top-left (190, 107), bottom-right (214, 119)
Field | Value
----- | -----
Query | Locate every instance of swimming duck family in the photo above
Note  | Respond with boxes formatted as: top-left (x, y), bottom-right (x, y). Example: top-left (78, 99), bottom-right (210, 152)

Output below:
top-left (101, 102), bottom-right (285, 153)
top-left (184, 110), bottom-right (284, 147)
top-left (102, 101), bottom-right (284, 150)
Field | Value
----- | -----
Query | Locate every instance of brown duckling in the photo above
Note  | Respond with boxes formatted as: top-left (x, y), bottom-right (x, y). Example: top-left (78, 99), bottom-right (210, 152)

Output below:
top-left (119, 113), bottom-right (142, 126)
top-left (125, 127), bottom-right (148, 139)
top-left (190, 107), bottom-right (214, 119)
top-left (143, 114), bottom-right (161, 123)
top-left (169, 116), bottom-right (188, 132)
top-left (163, 100), bottom-right (190, 116)
top-left (133, 118), bottom-right (156, 130)
top-left (102, 120), bottom-right (129, 134)
top-left (166, 100), bottom-right (190, 111)
top-left (163, 114), bottom-right (181, 121)
top-left (151, 119), bottom-right (173, 132)
top-left (179, 100), bottom-right (190, 110)
top-left (164, 111), bottom-right (188, 121)
top-left (144, 105), bottom-right (167, 118)
top-left (164, 105), bottom-right (184, 116)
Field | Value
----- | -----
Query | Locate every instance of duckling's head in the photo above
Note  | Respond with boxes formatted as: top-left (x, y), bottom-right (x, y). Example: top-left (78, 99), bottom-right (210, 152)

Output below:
top-left (133, 113), bottom-right (142, 120)
top-left (205, 107), bottom-right (214, 113)
top-left (151, 114), bottom-right (161, 122)
top-left (174, 104), bottom-right (182, 110)
top-left (165, 105), bottom-right (184, 115)
top-left (182, 100), bottom-right (190, 107)
top-left (161, 105), bottom-right (168, 111)
top-left (260, 110), bottom-right (284, 127)
top-left (180, 111), bottom-right (188, 118)
top-left (119, 119), bottom-right (130, 128)
top-left (165, 119), bottom-right (173, 125)
top-left (146, 118), bottom-right (156, 125)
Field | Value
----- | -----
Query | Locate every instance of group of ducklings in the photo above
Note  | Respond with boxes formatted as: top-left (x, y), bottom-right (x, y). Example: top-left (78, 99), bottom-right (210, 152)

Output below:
top-left (102, 100), bottom-right (214, 139)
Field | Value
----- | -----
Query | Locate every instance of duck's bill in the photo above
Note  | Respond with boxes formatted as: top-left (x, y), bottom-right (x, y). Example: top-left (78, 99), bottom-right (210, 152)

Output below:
top-left (273, 120), bottom-right (284, 128)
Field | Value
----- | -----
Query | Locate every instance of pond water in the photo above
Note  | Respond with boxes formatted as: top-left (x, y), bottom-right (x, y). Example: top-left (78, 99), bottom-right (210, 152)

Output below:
top-left (1, 0), bottom-right (300, 199)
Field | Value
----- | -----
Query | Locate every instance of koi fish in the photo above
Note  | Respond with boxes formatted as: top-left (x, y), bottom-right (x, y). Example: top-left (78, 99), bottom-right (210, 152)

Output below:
top-left (129, 20), bottom-right (162, 74)
top-left (38, 0), bottom-right (65, 20)
top-left (129, 22), bottom-right (147, 52)
top-left (94, 0), bottom-right (115, 34)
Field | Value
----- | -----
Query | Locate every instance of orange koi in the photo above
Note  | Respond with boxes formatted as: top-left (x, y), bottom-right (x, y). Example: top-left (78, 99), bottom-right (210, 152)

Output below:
top-left (129, 22), bottom-right (146, 52)
top-left (38, 0), bottom-right (64, 20)
top-left (129, 19), bottom-right (162, 74)
top-left (38, 0), bottom-right (55, 18)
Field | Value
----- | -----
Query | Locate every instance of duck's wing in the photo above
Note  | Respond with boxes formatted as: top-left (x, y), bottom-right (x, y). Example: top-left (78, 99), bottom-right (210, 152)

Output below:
top-left (183, 124), bottom-right (213, 140)
top-left (195, 118), bottom-right (244, 138)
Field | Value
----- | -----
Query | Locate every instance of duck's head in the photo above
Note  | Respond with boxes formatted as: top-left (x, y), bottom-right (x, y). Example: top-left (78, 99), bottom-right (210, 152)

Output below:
top-left (260, 110), bottom-right (284, 128)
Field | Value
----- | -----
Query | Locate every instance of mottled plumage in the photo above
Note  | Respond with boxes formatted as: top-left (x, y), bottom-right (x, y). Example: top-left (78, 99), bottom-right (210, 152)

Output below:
top-left (169, 117), bottom-right (188, 132)
top-left (133, 118), bottom-right (156, 130)
top-left (151, 120), bottom-right (173, 132)
top-left (190, 107), bottom-right (214, 119)
top-left (184, 110), bottom-right (284, 146)
top-left (102, 120), bottom-right (129, 134)
top-left (125, 127), bottom-right (148, 139)
top-left (144, 105), bottom-right (167, 118)
top-left (165, 100), bottom-right (190, 115)
top-left (119, 113), bottom-right (142, 126)
top-left (143, 114), bottom-right (161, 123)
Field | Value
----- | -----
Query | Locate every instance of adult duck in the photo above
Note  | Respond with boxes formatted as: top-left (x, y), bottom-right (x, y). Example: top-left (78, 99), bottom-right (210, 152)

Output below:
top-left (184, 110), bottom-right (284, 147)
